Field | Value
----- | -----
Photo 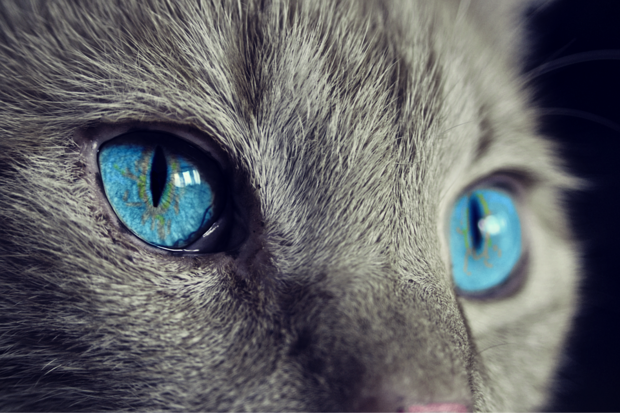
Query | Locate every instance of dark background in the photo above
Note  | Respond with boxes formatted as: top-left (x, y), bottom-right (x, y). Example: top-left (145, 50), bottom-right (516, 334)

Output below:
top-left (526, 0), bottom-right (620, 411)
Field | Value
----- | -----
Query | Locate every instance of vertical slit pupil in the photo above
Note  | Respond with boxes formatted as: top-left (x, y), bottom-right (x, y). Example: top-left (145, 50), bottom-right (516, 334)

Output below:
top-left (150, 146), bottom-right (168, 208)
top-left (469, 195), bottom-right (483, 252)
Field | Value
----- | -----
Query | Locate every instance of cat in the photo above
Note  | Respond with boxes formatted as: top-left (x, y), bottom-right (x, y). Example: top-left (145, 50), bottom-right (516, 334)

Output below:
top-left (0, 0), bottom-right (581, 411)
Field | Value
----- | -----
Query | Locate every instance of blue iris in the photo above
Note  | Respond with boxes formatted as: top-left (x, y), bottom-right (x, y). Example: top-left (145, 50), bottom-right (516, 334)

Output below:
top-left (98, 133), bottom-right (222, 249)
top-left (449, 189), bottom-right (522, 293)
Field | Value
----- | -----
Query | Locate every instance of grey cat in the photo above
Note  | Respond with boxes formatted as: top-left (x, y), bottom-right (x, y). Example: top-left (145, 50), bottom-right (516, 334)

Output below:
top-left (0, 0), bottom-right (581, 411)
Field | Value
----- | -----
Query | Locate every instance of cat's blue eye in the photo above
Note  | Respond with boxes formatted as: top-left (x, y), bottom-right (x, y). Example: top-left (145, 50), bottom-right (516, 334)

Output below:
top-left (449, 188), bottom-right (522, 294)
top-left (98, 132), bottom-right (225, 249)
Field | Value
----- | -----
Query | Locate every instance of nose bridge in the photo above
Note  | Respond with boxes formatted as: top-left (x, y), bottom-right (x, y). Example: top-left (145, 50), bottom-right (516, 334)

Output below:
top-left (256, 124), bottom-right (408, 267)
top-left (251, 131), bottom-right (472, 409)
top-left (279, 259), bottom-right (473, 411)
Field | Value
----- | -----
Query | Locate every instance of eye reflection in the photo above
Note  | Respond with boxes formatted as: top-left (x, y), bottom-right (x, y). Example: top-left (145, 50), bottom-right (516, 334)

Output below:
top-left (478, 215), bottom-right (503, 236)
top-left (173, 170), bottom-right (202, 187)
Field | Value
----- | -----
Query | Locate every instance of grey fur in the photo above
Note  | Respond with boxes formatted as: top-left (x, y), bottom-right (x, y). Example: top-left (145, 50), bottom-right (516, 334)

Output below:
top-left (0, 0), bottom-right (579, 411)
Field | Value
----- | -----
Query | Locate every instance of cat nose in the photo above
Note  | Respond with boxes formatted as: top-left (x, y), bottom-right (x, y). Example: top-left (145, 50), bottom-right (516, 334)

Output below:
top-left (350, 369), bottom-right (472, 412)
top-left (356, 393), bottom-right (470, 412)
top-left (360, 401), bottom-right (469, 413)
top-left (403, 403), bottom-right (469, 412)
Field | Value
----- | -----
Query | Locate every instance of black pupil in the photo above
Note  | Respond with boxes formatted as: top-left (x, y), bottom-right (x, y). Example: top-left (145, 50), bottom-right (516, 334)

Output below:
top-left (469, 195), bottom-right (483, 252)
top-left (150, 145), bottom-right (168, 208)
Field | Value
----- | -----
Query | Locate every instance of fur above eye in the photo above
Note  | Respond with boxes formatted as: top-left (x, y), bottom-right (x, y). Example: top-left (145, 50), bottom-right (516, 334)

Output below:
top-left (98, 131), bottom-right (226, 249)
top-left (449, 189), bottom-right (522, 296)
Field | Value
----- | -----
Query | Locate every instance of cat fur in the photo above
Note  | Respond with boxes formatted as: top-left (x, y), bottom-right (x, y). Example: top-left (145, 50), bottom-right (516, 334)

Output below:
top-left (0, 0), bottom-right (579, 411)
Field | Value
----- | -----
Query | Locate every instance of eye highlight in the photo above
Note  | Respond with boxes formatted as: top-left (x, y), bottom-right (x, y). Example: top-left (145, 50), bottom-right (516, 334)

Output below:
top-left (98, 131), bottom-right (225, 249)
top-left (449, 188), bottom-right (522, 295)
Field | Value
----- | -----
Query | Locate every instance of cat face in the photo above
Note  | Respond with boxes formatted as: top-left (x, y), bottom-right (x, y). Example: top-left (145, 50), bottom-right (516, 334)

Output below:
top-left (0, 1), bottom-right (579, 411)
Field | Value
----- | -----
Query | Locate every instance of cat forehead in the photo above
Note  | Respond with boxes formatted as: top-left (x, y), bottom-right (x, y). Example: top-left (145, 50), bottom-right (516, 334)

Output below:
top-left (2, 2), bottom-right (519, 158)
top-left (0, 0), bottom-right (558, 205)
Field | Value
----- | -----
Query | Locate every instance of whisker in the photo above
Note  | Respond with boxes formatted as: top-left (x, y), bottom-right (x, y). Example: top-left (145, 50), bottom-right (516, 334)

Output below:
top-left (539, 107), bottom-right (620, 135)
top-left (476, 342), bottom-right (512, 356)
top-left (526, 49), bottom-right (620, 80)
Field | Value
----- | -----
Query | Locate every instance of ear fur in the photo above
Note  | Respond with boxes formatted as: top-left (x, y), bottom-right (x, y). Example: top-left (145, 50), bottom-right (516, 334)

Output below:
top-left (467, 0), bottom-right (554, 64)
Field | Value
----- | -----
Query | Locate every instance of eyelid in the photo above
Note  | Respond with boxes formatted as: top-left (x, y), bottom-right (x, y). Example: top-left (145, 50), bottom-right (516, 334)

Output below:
top-left (460, 173), bottom-right (526, 199)
top-left (77, 122), bottom-right (230, 177)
